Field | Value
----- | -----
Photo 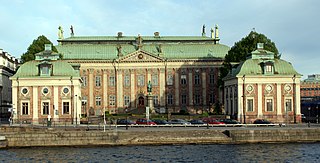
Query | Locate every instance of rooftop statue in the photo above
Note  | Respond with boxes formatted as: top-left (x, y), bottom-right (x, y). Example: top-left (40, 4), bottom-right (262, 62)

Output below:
top-left (215, 24), bottom-right (219, 39)
top-left (58, 26), bottom-right (64, 39)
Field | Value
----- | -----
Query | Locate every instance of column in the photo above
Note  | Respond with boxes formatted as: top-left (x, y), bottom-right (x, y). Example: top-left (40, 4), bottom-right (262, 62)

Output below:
top-left (277, 83), bottom-right (282, 115)
top-left (175, 71), bottom-right (179, 106)
top-left (12, 85), bottom-right (17, 121)
top-left (33, 87), bottom-right (38, 124)
top-left (53, 86), bottom-right (59, 120)
top-left (257, 84), bottom-right (263, 117)
top-left (103, 70), bottom-right (108, 108)
top-left (202, 72), bottom-right (206, 105)
top-left (130, 70), bottom-right (136, 107)
top-left (188, 72), bottom-right (193, 105)
top-left (159, 68), bottom-right (165, 106)
top-left (117, 70), bottom-right (123, 107)
top-left (88, 69), bottom-right (94, 108)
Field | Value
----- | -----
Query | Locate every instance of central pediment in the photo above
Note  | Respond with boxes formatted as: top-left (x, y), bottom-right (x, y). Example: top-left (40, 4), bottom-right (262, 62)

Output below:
top-left (119, 50), bottom-right (164, 62)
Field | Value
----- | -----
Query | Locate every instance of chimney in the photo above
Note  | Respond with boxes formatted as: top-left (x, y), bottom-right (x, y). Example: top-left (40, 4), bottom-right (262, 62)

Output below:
top-left (154, 32), bottom-right (160, 37)
top-left (117, 32), bottom-right (123, 37)
top-left (257, 43), bottom-right (264, 50)
top-left (45, 44), bottom-right (52, 51)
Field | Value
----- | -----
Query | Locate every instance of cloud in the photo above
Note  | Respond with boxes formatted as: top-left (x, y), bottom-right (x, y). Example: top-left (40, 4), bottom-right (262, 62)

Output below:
top-left (0, 0), bottom-right (318, 78)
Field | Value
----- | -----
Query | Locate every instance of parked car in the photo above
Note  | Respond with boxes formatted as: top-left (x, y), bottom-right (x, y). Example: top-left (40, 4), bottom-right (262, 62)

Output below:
top-left (189, 119), bottom-right (205, 125)
top-left (117, 119), bottom-right (136, 125)
top-left (208, 120), bottom-right (225, 125)
top-left (220, 119), bottom-right (241, 124)
top-left (202, 118), bottom-right (225, 125)
top-left (169, 119), bottom-right (191, 125)
top-left (152, 119), bottom-right (169, 125)
top-left (136, 118), bottom-right (157, 125)
top-left (253, 119), bottom-right (272, 124)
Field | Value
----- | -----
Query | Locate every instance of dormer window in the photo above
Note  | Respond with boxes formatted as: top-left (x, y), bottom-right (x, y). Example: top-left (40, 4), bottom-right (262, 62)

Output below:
top-left (266, 64), bottom-right (272, 72)
top-left (264, 62), bottom-right (274, 75)
top-left (39, 62), bottom-right (52, 76)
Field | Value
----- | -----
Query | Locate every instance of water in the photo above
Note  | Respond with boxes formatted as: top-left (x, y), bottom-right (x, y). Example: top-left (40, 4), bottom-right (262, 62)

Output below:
top-left (1, 143), bottom-right (320, 162)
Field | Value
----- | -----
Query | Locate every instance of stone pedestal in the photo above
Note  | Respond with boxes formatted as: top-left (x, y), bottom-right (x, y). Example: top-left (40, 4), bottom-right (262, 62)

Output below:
top-left (147, 94), bottom-right (155, 113)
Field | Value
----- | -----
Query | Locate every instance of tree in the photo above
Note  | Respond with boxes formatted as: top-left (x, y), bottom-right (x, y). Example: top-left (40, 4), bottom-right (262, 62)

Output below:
top-left (218, 31), bottom-right (279, 87)
top-left (21, 35), bottom-right (58, 63)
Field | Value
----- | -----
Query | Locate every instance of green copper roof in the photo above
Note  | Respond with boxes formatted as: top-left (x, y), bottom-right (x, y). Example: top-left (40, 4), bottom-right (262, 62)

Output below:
top-left (60, 36), bottom-right (217, 41)
top-left (56, 35), bottom-right (229, 60)
top-left (233, 59), bottom-right (300, 77)
top-left (223, 45), bottom-right (301, 80)
top-left (12, 60), bottom-right (79, 78)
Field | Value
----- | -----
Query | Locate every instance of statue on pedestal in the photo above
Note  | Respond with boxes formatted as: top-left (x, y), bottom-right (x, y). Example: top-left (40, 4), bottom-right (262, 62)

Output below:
top-left (147, 80), bottom-right (152, 95)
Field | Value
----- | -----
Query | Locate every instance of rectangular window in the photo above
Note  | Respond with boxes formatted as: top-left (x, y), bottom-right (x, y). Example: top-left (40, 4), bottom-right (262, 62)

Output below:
top-left (81, 76), bottom-right (87, 87)
top-left (22, 102), bottom-right (29, 115)
top-left (63, 102), bottom-right (70, 114)
top-left (109, 76), bottom-right (115, 86)
top-left (124, 95), bottom-right (130, 106)
top-left (181, 75), bottom-right (187, 85)
top-left (209, 94), bottom-right (215, 104)
top-left (95, 76), bottom-right (101, 87)
top-left (247, 99), bottom-right (253, 112)
top-left (266, 65), bottom-right (273, 73)
top-left (42, 102), bottom-right (49, 115)
top-left (153, 96), bottom-right (159, 106)
top-left (285, 99), bottom-right (292, 112)
top-left (41, 66), bottom-right (50, 75)
top-left (167, 94), bottom-right (173, 105)
top-left (194, 95), bottom-right (201, 105)
top-left (167, 74), bottom-right (173, 85)
top-left (95, 96), bottom-right (101, 106)
top-left (266, 99), bottom-right (273, 111)
top-left (209, 74), bottom-right (214, 84)
top-left (181, 94), bottom-right (187, 105)
top-left (194, 74), bottom-right (200, 85)
top-left (138, 75), bottom-right (145, 86)
top-left (152, 75), bottom-right (158, 86)
top-left (109, 95), bottom-right (116, 106)
top-left (124, 75), bottom-right (130, 86)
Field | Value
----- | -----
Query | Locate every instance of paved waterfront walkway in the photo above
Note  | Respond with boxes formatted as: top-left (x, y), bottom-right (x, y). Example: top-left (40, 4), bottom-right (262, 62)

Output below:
top-left (1, 123), bottom-right (320, 132)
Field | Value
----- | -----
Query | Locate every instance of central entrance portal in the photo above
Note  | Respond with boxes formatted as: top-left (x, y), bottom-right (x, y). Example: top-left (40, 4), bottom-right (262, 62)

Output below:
top-left (138, 96), bottom-right (145, 107)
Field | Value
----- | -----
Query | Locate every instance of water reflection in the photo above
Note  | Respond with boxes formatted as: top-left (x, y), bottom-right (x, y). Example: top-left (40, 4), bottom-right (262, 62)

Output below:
top-left (1, 143), bottom-right (320, 162)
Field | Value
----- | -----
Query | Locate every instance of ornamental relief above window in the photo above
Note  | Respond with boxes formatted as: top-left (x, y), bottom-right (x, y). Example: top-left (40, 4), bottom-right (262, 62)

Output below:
top-left (41, 87), bottom-right (50, 96)
top-left (264, 84), bottom-right (274, 94)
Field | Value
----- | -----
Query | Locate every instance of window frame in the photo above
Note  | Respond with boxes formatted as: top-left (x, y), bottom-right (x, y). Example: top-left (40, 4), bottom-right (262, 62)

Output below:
top-left (42, 101), bottom-right (50, 115)
top-left (62, 101), bottom-right (70, 114)
top-left (95, 76), bottom-right (101, 87)
top-left (266, 98), bottom-right (273, 112)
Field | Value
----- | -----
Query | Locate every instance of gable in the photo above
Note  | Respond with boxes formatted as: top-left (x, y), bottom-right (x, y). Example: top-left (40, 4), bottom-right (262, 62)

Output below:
top-left (119, 50), bottom-right (164, 62)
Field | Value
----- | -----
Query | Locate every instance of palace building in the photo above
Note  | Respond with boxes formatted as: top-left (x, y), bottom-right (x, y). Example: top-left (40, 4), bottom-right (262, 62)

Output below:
top-left (223, 43), bottom-right (302, 123)
top-left (10, 45), bottom-right (82, 124)
top-left (56, 26), bottom-right (229, 117)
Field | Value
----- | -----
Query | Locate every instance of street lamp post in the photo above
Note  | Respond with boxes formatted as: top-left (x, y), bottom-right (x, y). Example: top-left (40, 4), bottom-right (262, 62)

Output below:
top-left (125, 108), bottom-right (128, 130)
top-left (292, 75), bottom-right (296, 123)
top-left (317, 105), bottom-right (319, 124)
top-left (75, 94), bottom-right (78, 126)
top-left (308, 107), bottom-right (311, 127)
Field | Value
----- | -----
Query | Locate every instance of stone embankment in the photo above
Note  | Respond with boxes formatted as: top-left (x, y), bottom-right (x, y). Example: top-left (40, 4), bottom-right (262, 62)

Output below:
top-left (1, 127), bottom-right (320, 148)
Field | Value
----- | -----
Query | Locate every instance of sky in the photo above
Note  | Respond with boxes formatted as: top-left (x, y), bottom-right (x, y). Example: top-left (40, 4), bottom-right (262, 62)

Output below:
top-left (0, 0), bottom-right (319, 79)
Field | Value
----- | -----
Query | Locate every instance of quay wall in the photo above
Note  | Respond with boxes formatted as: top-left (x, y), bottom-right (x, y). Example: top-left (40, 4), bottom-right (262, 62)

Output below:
top-left (1, 127), bottom-right (320, 148)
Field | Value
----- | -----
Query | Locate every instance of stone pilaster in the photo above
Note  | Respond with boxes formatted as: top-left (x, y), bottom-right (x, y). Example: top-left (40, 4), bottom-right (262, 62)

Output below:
top-left (175, 71), bottom-right (179, 106)
top-left (188, 72), bottom-right (193, 105)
